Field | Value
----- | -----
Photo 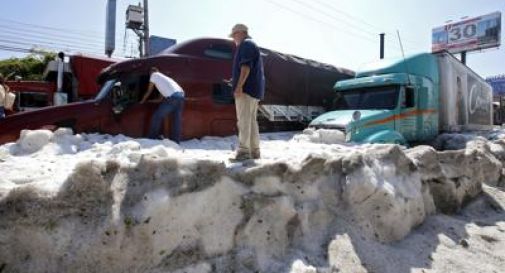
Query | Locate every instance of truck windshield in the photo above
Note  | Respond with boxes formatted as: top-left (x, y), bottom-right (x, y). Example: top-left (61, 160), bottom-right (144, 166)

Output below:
top-left (333, 86), bottom-right (399, 110)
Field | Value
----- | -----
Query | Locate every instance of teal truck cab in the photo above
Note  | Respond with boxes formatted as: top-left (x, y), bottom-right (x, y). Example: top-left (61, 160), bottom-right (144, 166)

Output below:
top-left (309, 52), bottom-right (493, 144)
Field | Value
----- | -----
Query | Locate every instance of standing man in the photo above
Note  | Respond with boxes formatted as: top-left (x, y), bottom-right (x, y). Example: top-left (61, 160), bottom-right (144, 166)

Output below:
top-left (140, 67), bottom-right (185, 143)
top-left (229, 23), bottom-right (265, 161)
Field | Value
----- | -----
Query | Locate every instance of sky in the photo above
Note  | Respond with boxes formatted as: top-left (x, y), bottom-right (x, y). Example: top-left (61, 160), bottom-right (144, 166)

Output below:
top-left (0, 0), bottom-right (503, 77)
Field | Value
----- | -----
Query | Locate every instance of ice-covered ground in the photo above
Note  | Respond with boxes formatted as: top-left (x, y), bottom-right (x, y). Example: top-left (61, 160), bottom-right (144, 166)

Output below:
top-left (0, 128), bottom-right (504, 273)
top-left (0, 128), bottom-right (371, 196)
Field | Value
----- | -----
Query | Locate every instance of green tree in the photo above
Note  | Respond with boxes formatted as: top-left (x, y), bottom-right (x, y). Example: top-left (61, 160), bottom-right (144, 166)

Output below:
top-left (0, 51), bottom-right (56, 81)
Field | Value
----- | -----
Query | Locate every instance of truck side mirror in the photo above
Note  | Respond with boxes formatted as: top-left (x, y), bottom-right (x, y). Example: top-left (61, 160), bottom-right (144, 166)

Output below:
top-left (352, 110), bottom-right (361, 121)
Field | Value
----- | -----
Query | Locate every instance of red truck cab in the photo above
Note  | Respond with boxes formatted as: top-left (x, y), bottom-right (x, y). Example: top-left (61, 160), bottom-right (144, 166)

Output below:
top-left (0, 38), bottom-right (353, 144)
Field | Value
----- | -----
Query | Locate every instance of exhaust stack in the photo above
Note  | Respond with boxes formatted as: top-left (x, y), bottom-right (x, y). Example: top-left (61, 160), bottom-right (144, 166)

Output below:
top-left (379, 33), bottom-right (385, 59)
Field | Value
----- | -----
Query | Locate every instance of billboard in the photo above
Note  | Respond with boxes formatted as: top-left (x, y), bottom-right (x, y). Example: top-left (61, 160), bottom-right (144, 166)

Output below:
top-left (487, 75), bottom-right (505, 96)
top-left (149, 36), bottom-right (177, 55)
top-left (432, 11), bottom-right (501, 53)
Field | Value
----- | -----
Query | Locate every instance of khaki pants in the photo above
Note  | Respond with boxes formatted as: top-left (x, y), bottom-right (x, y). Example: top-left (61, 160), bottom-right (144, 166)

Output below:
top-left (235, 93), bottom-right (260, 155)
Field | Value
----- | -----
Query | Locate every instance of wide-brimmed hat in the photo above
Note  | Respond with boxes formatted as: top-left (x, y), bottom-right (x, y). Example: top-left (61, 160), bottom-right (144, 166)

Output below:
top-left (229, 23), bottom-right (251, 38)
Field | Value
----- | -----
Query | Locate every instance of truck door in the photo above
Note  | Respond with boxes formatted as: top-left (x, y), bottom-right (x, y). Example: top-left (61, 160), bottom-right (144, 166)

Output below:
top-left (98, 75), bottom-right (150, 137)
top-left (397, 86), bottom-right (417, 142)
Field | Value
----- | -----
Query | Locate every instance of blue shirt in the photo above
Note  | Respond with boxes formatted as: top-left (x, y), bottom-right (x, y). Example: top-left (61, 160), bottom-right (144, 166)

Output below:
top-left (232, 39), bottom-right (265, 100)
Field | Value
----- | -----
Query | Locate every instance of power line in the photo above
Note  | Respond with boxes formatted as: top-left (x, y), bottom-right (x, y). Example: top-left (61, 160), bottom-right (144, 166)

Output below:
top-left (0, 16), bottom-right (141, 57)
top-left (0, 17), bottom-right (130, 57)
top-left (290, 0), bottom-right (423, 53)
top-left (312, 0), bottom-right (427, 51)
top-left (0, 38), bottom-right (102, 56)
top-left (0, 35), bottom-right (103, 53)
top-left (313, 0), bottom-right (386, 32)
top-left (0, 40), bottom-right (106, 57)
top-left (265, 0), bottom-right (414, 56)
top-left (264, 0), bottom-right (378, 44)
top-left (290, 0), bottom-right (377, 36)
top-left (0, 23), bottom-right (122, 46)
top-left (267, 0), bottom-right (426, 55)
top-left (0, 30), bottom-right (106, 48)
top-left (0, 17), bottom-right (105, 38)
top-left (0, 44), bottom-right (34, 54)
top-left (0, 17), bottom-right (126, 56)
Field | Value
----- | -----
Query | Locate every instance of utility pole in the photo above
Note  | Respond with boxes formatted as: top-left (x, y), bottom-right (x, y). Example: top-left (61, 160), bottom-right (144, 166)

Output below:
top-left (138, 34), bottom-right (144, 57)
top-left (144, 0), bottom-right (150, 56)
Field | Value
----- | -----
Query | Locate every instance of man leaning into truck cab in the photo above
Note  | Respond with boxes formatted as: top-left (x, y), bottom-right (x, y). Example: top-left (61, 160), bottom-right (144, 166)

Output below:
top-left (140, 67), bottom-right (185, 143)
top-left (229, 23), bottom-right (265, 161)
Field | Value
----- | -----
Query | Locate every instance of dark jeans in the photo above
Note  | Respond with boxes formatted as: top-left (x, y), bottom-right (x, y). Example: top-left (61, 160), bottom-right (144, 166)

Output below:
top-left (147, 92), bottom-right (184, 143)
top-left (0, 106), bottom-right (4, 119)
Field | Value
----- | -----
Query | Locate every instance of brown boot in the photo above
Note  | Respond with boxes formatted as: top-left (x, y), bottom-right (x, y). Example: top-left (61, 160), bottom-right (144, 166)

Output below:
top-left (230, 151), bottom-right (251, 162)
top-left (251, 150), bottom-right (261, 159)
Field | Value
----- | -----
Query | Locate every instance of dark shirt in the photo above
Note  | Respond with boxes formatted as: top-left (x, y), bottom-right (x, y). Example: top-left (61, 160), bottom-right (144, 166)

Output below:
top-left (232, 39), bottom-right (265, 100)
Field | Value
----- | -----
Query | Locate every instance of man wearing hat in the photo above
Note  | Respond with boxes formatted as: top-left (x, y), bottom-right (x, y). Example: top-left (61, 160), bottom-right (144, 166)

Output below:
top-left (229, 23), bottom-right (265, 161)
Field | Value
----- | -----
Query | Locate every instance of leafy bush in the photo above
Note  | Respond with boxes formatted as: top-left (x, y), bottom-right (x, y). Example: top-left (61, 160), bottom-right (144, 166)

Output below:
top-left (0, 52), bottom-right (56, 81)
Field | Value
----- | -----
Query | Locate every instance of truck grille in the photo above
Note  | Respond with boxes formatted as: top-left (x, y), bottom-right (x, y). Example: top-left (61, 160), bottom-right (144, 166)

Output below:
top-left (309, 124), bottom-right (347, 132)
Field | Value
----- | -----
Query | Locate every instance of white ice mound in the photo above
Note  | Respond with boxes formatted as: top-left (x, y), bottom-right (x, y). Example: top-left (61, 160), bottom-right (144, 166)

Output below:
top-left (14, 128), bottom-right (83, 155)
top-left (17, 129), bottom-right (53, 153)
top-left (1, 130), bottom-right (505, 272)
top-left (294, 128), bottom-right (347, 144)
